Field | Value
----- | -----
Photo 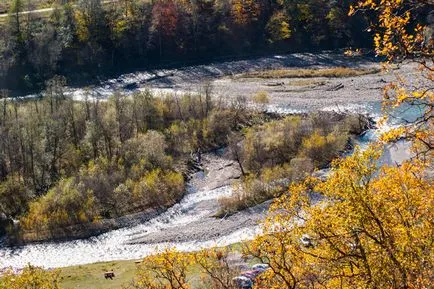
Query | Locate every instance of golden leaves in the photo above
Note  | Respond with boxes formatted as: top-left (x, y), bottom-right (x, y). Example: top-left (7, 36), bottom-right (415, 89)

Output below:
top-left (249, 147), bottom-right (433, 288)
top-left (133, 248), bottom-right (192, 289)
top-left (231, 0), bottom-right (261, 25)
top-left (0, 266), bottom-right (63, 289)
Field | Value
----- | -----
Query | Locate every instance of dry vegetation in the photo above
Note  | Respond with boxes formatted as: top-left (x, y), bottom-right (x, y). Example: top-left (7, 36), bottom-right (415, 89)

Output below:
top-left (0, 82), bottom-right (269, 243)
top-left (239, 67), bottom-right (380, 79)
top-left (217, 113), bottom-right (371, 216)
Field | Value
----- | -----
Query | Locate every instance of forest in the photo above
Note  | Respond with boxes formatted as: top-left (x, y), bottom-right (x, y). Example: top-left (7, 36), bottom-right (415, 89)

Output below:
top-left (0, 0), bottom-right (433, 288)
top-left (0, 72), bottom-right (367, 241)
top-left (0, 0), bottom-right (378, 94)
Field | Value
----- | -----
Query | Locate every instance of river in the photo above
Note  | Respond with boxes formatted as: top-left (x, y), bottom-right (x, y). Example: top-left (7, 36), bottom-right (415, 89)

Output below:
top-left (0, 53), bottom-right (421, 270)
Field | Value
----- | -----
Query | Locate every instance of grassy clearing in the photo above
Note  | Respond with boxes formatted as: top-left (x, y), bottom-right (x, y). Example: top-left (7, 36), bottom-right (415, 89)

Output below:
top-left (59, 260), bottom-right (139, 289)
top-left (239, 67), bottom-right (380, 79)
top-left (58, 243), bottom-right (247, 289)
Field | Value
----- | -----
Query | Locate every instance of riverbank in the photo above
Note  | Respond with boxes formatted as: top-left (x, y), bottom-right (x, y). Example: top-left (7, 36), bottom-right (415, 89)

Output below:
top-left (12, 200), bottom-right (178, 245)
top-left (0, 52), bottom-right (418, 270)
top-left (57, 242), bottom-right (246, 289)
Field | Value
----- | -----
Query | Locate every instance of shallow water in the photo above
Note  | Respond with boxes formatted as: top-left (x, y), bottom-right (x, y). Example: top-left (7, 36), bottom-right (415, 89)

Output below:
top-left (0, 95), bottom-right (421, 269)
top-left (0, 184), bottom-right (263, 269)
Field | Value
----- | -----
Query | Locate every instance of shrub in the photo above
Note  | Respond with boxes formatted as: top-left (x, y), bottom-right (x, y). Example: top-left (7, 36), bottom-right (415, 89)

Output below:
top-left (0, 265), bottom-right (63, 289)
top-left (217, 164), bottom-right (293, 216)
top-left (0, 175), bottom-right (31, 217)
top-left (252, 91), bottom-right (270, 105)
top-left (299, 131), bottom-right (348, 167)
top-left (132, 169), bottom-right (185, 209)
top-left (120, 130), bottom-right (171, 170)
top-left (21, 178), bottom-right (100, 231)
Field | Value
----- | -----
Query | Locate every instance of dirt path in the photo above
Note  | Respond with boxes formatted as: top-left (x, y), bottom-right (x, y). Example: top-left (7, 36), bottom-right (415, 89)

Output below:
top-left (0, 1), bottom-right (118, 18)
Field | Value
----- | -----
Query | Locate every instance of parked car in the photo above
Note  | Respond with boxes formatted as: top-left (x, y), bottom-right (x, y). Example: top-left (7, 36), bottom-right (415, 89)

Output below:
top-left (252, 263), bottom-right (270, 272)
top-left (241, 270), bottom-right (259, 280)
top-left (300, 234), bottom-right (314, 248)
top-left (232, 276), bottom-right (253, 289)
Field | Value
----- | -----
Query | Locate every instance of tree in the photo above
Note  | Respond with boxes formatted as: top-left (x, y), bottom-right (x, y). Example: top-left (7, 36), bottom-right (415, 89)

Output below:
top-left (194, 247), bottom-right (239, 289)
top-left (0, 265), bottom-right (64, 289)
top-left (247, 147), bottom-right (433, 289)
top-left (231, 0), bottom-right (261, 25)
top-left (266, 10), bottom-right (292, 43)
top-left (148, 0), bottom-right (179, 57)
top-left (75, 0), bottom-right (109, 67)
top-left (350, 0), bottom-right (434, 159)
top-left (247, 3), bottom-right (434, 288)
top-left (131, 248), bottom-right (192, 289)
top-left (8, 0), bottom-right (24, 46)
top-left (0, 174), bottom-right (30, 217)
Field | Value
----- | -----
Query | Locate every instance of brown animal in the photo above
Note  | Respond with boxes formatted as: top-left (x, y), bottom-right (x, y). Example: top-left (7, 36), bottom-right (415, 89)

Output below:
top-left (104, 272), bottom-right (115, 280)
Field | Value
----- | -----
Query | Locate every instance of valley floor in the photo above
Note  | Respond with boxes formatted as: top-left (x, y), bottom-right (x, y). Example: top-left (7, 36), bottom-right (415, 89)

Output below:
top-left (0, 51), bottom-right (416, 272)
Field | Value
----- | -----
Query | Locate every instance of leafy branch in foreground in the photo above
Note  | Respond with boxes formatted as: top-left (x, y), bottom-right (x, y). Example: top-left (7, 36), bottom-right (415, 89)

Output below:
top-left (351, 0), bottom-right (433, 160)
top-left (247, 147), bottom-right (433, 289)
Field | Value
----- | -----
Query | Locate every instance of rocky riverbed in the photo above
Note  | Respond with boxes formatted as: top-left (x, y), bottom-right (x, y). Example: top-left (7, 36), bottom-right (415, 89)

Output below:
top-left (128, 152), bottom-right (270, 245)
top-left (18, 52), bottom-right (417, 115)
top-left (0, 51), bottom-right (417, 269)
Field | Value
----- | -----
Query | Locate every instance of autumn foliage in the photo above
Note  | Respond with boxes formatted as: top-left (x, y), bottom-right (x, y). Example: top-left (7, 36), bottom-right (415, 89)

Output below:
top-left (247, 147), bottom-right (433, 288)
top-left (1, 1), bottom-right (433, 289)
top-left (0, 266), bottom-right (63, 289)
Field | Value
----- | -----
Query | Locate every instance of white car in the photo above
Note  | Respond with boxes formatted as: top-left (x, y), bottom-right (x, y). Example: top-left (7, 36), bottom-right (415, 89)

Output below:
top-left (232, 276), bottom-right (253, 289)
top-left (252, 263), bottom-right (270, 272)
top-left (300, 234), bottom-right (314, 248)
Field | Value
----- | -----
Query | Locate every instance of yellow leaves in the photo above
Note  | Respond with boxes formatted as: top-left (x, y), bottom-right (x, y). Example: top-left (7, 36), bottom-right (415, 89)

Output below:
top-left (0, 265), bottom-right (63, 289)
top-left (253, 146), bottom-right (433, 288)
top-left (112, 19), bottom-right (128, 40)
top-left (231, 0), bottom-right (260, 25)
top-left (379, 126), bottom-right (405, 142)
top-left (75, 10), bottom-right (89, 42)
top-left (266, 11), bottom-right (292, 43)
top-left (344, 48), bottom-right (362, 57)
top-left (380, 73), bottom-right (433, 158)
top-left (354, 0), bottom-right (428, 60)
top-left (348, 5), bottom-right (356, 16)
top-left (133, 248), bottom-right (193, 289)
top-left (131, 247), bottom-right (239, 289)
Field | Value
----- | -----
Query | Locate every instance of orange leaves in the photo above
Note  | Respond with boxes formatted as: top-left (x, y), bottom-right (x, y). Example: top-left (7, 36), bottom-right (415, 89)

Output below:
top-left (357, 0), bottom-right (434, 159)
top-left (353, 0), bottom-right (429, 60)
top-left (151, 0), bottom-right (179, 37)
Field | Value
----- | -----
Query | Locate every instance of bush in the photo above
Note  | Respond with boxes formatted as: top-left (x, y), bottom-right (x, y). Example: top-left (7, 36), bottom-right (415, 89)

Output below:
top-left (21, 178), bottom-right (100, 231)
top-left (132, 169), bottom-right (185, 209)
top-left (252, 91), bottom-right (270, 105)
top-left (217, 164), bottom-right (293, 216)
top-left (0, 265), bottom-right (64, 289)
top-left (0, 175), bottom-right (31, 217)
top-left (299, 131), bottom-right (348, 167)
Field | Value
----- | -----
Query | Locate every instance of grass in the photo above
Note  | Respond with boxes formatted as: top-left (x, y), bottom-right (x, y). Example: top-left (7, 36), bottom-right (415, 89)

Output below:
top-left (59, 259), bottom-right (139, 289)
top-left (239, 67), bottom-right (380, 79)
top-left (58, 242), bottom-right (247, 289)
